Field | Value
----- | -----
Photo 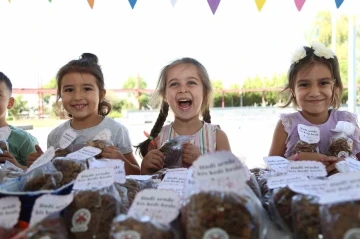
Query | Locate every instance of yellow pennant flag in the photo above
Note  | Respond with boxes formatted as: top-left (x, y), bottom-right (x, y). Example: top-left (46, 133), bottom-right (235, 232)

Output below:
top-left (8, 0), bottom-right (11, 3)
top-left (87, 0), bottom-right (94, 9)
top-left (255, 0), bottom-right (267, 12)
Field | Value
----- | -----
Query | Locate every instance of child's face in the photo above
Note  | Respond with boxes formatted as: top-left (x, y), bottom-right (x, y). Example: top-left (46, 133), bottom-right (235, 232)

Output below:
top-left (60, 72), bottom-right (104, 121)
top-left (164, 63), bottom-right (204, 120)
top-left (293, 62), bottom-right (336, 116)
top-left (0, 82), bottom-right (13, 120)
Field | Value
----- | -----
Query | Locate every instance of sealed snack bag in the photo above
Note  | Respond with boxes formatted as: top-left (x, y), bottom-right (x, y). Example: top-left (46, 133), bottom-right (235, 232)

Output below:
top-left (328, 121), bottom-right (356, 158)
top-left (111, 215), bottom-right (174, 239)
top-left (294, 124), bottom-right (320, 154)
top-left (320, 200), bottom-right (360, 239)
top-left (111, 189), bottom-right (181, 239)
top-left (63, 167), bottom-right (122, 238)
top-left (291, 194), bottom-right (321, 239)
top-left (20, 162), bottom-right (63, 192)
top-left (13, 212), bottom-right (68, 239)
top-left (183, 151), bottom-right (266, 239)
top-left (1, 161), bottom-right (25, 181)
top-left (52, 157), bottom-right (86, 186)
top-left (159, 135), bottom-right (194, 168)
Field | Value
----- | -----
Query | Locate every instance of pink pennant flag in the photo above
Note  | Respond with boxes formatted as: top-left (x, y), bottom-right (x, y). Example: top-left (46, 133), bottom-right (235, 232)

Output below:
top-left (170, 0), bottom-right (177, 7)
top-left (207, 0), bottom-right (221, 15)
top-left (87, 0), bottom-right (94, 9)
top-left (294, 0), bottom-right (306, 11)
top-left (335, 0), bottom-right (344, 8)
top-left (254, 0), bottom-right (267, 12)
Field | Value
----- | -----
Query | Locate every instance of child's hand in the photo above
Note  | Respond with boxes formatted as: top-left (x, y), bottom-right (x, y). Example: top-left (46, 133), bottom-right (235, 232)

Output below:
top-left (141, 149), bottom-right (164, 175)
top-left (0, 151), bottom-right (27, 170)
top-left (26, 145), bottom-right (43, 167)
top-left (101, 146), bottom-right (125, 160)
top-left (182, 143), bottom-right (201, 165)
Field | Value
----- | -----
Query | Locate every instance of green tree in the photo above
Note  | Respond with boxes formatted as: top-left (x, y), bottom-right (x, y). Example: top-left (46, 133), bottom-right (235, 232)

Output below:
top-left (8, 95), bottom-right (28, 119)
top-left (123, 76), bottom-right (149, 109)
top-left (212, 80), bottom-right (223, 107)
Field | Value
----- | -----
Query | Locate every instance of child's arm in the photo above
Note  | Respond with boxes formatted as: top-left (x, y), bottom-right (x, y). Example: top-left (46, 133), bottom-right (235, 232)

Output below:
top-left (269, 120), bottom-right (287, 156)
top-left (215, 129), bottom-right (231, 151)
top-left (101, 146), bottom-right (140, 175)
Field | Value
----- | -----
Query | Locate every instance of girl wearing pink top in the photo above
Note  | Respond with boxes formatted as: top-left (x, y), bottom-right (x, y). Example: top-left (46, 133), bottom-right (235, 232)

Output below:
top-left (269, 42), bottom-right (360, 173)
top-left (135, 57), bottom-right (231, 175)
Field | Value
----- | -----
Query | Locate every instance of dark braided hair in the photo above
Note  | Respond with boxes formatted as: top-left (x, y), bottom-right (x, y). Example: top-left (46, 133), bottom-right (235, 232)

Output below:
top-left (202, 108), bottom-right (211, 123)
top-left (135, 101), bottom-right (169, 158)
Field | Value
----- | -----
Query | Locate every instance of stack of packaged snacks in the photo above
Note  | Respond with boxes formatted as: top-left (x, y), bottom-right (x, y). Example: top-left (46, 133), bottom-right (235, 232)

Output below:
top-left (291, 194), bottom-right (321, 239)
top-left (111, 215), bottom-right (175, 239)
top-left (63, 167), bottom-right (123, 238)
top-left (52, 158), bottom-right (86, 187)
top-left (111, 188), bottom-right (181, 238)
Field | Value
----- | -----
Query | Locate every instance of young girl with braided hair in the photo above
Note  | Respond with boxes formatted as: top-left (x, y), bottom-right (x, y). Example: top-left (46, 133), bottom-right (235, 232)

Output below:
top-left (136, 57), bottom-right (231, 174)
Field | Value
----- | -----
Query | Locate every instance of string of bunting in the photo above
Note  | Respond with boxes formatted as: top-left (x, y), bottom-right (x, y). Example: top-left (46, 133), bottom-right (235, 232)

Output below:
top-left (6, 0), bottom-right (347, 13)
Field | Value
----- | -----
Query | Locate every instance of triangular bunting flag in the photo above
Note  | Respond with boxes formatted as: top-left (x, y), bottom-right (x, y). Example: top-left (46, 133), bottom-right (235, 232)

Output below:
top-left (8, 0), bottom-right (11, 3)
top-left (335, 0), bottom-right (344, 8)
top-left (255, 0), bottom-right (267, 12)
top-left (294, 0), bottom-right (306, 11)
top-left (170, 0), bottom-right (177, 7)
top-left (128, 0), bottom-right (137, 9)
top-left (207, 0), bottom-right (221, 15)
top-left (87, 0), bottom-right (94, 9)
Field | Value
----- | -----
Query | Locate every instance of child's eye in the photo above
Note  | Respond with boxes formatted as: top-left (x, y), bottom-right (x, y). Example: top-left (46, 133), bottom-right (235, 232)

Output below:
top-left (320, 80), bottom-right (331, 86)
top-left (298, 83), bottom-right (309, 87)
top-left (84, 87), bottom-right (93, 91)
top-left (63, 88), bottom-right (73, 92)
top-left (169, 82), bottom-right (178, 87)
top-left (188, 81), bottom-right (197, 85)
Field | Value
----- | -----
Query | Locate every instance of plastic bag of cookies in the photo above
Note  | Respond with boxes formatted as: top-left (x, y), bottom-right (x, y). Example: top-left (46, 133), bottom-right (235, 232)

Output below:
top-left (328, 121), bottom-right (356, 158)
top-left (159, 135), bottom-right (194, 168)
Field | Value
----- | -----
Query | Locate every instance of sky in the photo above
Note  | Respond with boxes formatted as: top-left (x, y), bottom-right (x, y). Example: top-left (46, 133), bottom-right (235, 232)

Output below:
top-left (0, 0), bottom-right (358, 90)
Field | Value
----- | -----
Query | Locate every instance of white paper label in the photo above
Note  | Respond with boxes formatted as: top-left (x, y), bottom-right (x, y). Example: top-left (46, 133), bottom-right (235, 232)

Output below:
top-left (267, 174), bottom-right (309, 189)
top-left (88, 158), bottom-right (126, 184)
top-left (59, 129), bottom-right (77, 149)
top-left (319, 172), bottom-right (360, 204)
top-left (165, 168), bottom-right (188, 173)
top-left (0, 126), bottom-right (11, 141)
top-left (128, 189), bottom-right (180, 224)
top-left (297, 124), bottom-right (320, 144)
top-left (193, 151), bottom-right (248, 192)
top-left (183, 167), bottom-right (198, 200)
top-left (27, 147), bottom-right (56, 172)
top-left (332, 121), bottom-right (356, 135)
top-left (346, 157), bottom-right (360, 172)
top-left (73, 167), bottom-right (115, 190)
top-left (114, 230), bottom-right (141, 239)
top-left (288, 180), bottom-right (327, 196)
top-left (263, 156), bottom-right (290, 173)
top-left (336, 161), bottom-right (349, 173)
top-left (93, 129), bottom-right (112, 141)
top-left (29, 194), bottom-right (74, 227)
top-left (157, 171), bottom-right (188, 197)
top-left (203, 228), bottom-right (229, 239)
top-left (0, 197), bottom-right (21, 229)
top-left (66, 146), bottom-right (102, 160)
top-left (287, 161), bottom-right (327, 177)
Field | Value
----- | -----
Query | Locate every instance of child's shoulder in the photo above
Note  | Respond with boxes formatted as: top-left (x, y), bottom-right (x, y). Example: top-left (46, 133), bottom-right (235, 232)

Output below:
top-left (9, 125), bottom-right (37, 141)
top-left (333, 110), bottom-right (358, 123)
